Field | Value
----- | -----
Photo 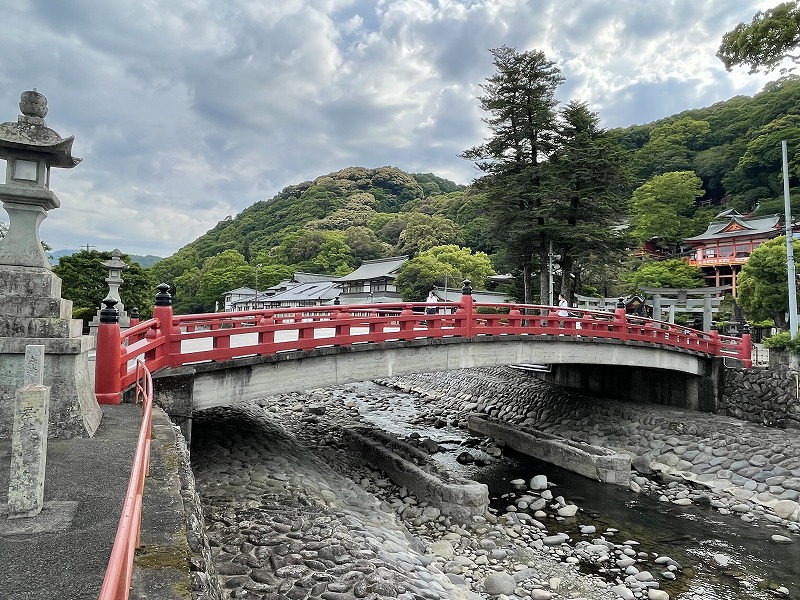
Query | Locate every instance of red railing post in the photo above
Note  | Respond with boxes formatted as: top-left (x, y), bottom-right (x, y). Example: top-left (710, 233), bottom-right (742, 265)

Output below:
top-left (708, 322), bottom-right (721, 355)
top-left (152, 283), bottom-right (180, 367)
top-left (461, 279), bottom-right (474, 338)
top-left (739, 323), bottom-right (753, 368)
top-left (95, 298), bottom-right (123, 405)
top-left (129, 307), bottom-right (140, 328)
top-left (613, 299), bottom-right (627, 338)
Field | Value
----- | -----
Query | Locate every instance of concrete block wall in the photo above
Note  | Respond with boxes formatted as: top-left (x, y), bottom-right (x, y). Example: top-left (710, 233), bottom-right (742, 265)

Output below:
top-left (468, 415), bottom-right (631, 486)
top-left (344, 427), bottom-right (489, 524)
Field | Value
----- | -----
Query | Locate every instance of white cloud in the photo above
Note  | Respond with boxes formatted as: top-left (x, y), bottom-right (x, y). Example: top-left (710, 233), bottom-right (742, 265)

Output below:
top-left (0, 0), bottom-right (783, 257)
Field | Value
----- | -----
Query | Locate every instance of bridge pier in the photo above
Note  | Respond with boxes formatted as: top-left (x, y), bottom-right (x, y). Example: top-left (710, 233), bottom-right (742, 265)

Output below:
top-left (143, 371), bottom-right (195, 443)
top-left (537, 357), bottom-right (725, 411)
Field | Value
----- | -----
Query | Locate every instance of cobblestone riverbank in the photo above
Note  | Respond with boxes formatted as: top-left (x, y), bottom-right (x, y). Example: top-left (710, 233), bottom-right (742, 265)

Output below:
top-left (189, 366), bottom-right (799, 600)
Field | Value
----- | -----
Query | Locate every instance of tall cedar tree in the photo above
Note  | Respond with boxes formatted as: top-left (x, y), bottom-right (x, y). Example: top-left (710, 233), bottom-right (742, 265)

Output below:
top-left (461, 46), bottom-right (564, 303)
top-left (545, 101), bottom-right (630, 300)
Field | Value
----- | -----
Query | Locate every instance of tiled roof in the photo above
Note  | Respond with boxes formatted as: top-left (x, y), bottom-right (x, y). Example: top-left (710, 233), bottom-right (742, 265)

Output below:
top-left (337, 256), bottom-right (408, 282)
top-left (263, 282), bottom-right (341, 303)
top-left (293, 272), bottom-right (337, 283)
top-left (683, 214), bottom-right (781, 243)
top-left (225, 287), bottom-right (255, 295)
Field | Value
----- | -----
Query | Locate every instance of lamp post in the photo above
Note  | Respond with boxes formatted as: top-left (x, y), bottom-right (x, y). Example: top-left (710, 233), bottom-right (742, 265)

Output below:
top-left (782, 141), bottom-right (798, 339)
top-left (0, 90), bottom-right (102, 438)
top-left (254, 263), bottom-right (262, 310)
top-left (100, 248), bottom-right (128, 313)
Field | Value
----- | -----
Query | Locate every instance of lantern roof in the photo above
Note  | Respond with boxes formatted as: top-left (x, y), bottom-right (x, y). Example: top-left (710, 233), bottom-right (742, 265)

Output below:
top-left (0, 90), bottom-right (81, 168)
top-left (101, 249), bottom-right (128, 271)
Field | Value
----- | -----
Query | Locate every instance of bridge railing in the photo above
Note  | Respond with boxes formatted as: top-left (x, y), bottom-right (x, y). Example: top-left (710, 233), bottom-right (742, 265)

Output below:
top-left (94, 287), bottom-right (752, 405)
top-left (98, 359), bottom-right (153, 600)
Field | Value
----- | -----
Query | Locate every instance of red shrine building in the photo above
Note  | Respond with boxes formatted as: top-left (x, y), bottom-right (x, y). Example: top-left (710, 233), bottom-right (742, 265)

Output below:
top-left (683, 209), bottom-right (796, 296)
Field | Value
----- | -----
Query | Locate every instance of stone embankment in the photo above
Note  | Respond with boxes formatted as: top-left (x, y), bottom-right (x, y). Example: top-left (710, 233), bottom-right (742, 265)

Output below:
top-left (381, 367), bottom-right (800, 529)
top-left (721, 360), bottom-right (800, 429)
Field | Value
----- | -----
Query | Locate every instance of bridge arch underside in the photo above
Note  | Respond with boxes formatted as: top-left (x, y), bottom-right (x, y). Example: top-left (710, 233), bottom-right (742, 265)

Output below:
top-left (150, 336), bottom-right (722, 424)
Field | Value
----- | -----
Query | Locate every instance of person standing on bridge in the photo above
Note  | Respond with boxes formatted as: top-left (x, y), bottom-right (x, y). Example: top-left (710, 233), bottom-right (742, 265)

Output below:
top-left (557, 293), bottom-right (570, 331)
top-left (423, 290), bottom-right (438, 325)
top-left (557, 293), bottom-right (569, 317)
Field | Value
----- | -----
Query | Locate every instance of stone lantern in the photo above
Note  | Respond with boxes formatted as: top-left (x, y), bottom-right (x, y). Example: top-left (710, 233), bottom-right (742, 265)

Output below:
top-left (101, 249), bottom-right (128, 306)
top-left (0, 90), bottom-right (81, 267)
top-left (0, 91), bottom-right (101, 438)
top-left (89, 249), bottom-right (131, 334)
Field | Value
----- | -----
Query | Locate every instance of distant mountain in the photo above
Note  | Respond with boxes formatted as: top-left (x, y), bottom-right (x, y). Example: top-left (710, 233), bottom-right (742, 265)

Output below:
top-left (48, 249), bottom-right (162, 268)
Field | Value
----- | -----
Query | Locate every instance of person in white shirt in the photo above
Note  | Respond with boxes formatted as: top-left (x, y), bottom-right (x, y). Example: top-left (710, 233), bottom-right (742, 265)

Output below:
top-left (557, 293), bottom-right (569, 317)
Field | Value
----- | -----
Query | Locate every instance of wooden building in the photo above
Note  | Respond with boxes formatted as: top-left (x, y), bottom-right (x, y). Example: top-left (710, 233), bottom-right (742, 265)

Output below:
top-left (683, 210), bottom-right (789, 296)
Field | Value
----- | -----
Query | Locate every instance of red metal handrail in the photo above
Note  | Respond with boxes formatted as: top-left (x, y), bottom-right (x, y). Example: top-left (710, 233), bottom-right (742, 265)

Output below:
top-left (98, 359), bottom-right (153, 600)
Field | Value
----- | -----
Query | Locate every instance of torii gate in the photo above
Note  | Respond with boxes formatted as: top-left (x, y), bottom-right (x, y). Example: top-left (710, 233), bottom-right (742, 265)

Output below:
top-left (639, 286), bottom-right (731, 332)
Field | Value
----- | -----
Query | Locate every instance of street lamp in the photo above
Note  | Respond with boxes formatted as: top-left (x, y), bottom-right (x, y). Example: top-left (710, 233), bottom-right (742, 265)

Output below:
top-left (254, 263), bottom-right (262, 310)
top-left (782, 140), bottom-right (798, 339)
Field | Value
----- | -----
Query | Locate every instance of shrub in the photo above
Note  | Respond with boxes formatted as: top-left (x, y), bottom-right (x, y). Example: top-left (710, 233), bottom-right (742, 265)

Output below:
top-left (762, 331), bottom-right (800, 354)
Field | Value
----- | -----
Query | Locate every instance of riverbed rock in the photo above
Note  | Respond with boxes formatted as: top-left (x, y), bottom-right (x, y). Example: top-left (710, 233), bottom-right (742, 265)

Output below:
top-left (482, 572), bottom-right (517, 595)
top-left (557, 504), bottom-right (578, 517)
top-left (530, 475), bottom-right (548, 490)
top-left (712, 554), bottom-right (730, 567)
top-left (772, 499), bottom-right (800, 520)
top-left (611, 584), bottom-right (635, 600)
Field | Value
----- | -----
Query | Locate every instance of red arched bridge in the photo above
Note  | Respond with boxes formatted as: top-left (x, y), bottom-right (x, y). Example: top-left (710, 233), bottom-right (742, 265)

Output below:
top-left (92, 285), bottom-right (752, 600)
top-left (94, 285), bottom-right (752, 411)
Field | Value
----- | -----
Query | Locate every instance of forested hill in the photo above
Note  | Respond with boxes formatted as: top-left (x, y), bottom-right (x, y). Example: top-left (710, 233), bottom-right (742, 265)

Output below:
top-left (610, 75), bottom-right (800, 217)
top-left (149, 167), bottom-right (479, 312)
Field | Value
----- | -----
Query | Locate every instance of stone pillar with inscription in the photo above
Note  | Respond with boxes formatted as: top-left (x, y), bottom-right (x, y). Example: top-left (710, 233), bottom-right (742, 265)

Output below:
top-left (7, 345), bottom-right (50, 517)
top-left (0, 91), bottom-right (102, 438)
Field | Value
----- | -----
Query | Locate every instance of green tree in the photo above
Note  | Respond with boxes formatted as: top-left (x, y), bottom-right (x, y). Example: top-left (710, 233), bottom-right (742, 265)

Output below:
top-left (272, 229), bottom-right (354, 274)
top-left (634, 118), bottom-right (711, 180)
top-left (394, 213), bottom-right (464, 257)
top-left (461, 46), bottom-right (564, 302)
top-left (629, 171), bottom-right (706, 250)
top-left (53, 250), bottom-right (155, 327)
top-left (343, 226), bottom-right (390, 264)
top-left (718, 2), bottom-right (800, 73)
top-left (732, 114), bottom-right (800, 195)
top-left (195, 249), bottom-right (252, 312)
top-left (394, 245), bottom-right (495, 301)
top-left (737, 235), bottom-right (799, 328)
top-left (621, 259), bottom-right (705, 291)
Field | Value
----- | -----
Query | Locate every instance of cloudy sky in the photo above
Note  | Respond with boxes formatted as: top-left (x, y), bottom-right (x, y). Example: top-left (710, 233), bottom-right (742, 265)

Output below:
top-left (0, 0), bottom-right (784, 257)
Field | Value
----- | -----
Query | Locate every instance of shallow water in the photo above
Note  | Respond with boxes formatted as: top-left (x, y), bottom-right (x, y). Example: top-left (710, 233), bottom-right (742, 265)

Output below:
top-left (349, 381), bottom-right (799, 599)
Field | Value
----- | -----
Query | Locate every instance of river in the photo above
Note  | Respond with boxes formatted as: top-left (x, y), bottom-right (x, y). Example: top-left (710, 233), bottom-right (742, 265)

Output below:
top-left (348, 380), bottom-right (799, 599)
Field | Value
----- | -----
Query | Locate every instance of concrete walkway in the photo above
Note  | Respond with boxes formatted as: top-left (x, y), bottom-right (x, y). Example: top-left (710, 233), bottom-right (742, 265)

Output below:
top-left (0, 404), bottom-right (141, 600)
